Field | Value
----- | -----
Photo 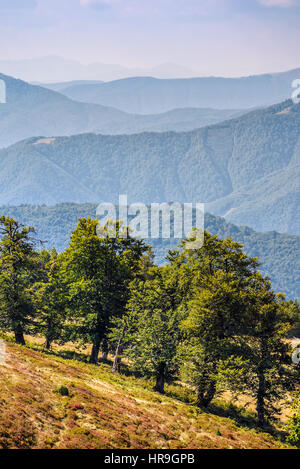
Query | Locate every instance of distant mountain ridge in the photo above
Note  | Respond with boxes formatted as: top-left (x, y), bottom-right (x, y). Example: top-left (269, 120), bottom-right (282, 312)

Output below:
top-left (32, 80), bottom-right (104, 92)
top-left (0, 56), bottom-right (198, 82)
top-left (48, 69), bottom-right (300, 114)
top-left (0, 72), bottom-right (244, 148)
top-left (0, 98), bottom-right (299, 236)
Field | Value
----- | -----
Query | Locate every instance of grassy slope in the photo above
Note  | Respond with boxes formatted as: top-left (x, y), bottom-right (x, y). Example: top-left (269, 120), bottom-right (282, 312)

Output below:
top-left (0, 340), bottom-right (293, 450)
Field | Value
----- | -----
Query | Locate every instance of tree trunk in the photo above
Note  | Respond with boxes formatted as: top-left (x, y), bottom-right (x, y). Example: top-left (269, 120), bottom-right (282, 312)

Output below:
top-left (197, 379), bottom-right (216, 408)
top-left (256, 337), bottom-right (267, 428)
top-left (89, 337), bottom-right (101, 364)
top-left (153, 363), bottom-right (166, 394)
top-left (196, 355), bottom-right (217, 408)
top-left (90, 313), bottom-right (105, 364)
top-left (256, 370), bottom-right (266, 427)
top-left (102, 338), bottom-right (108, 361)
top-left (112, 326), bottom-right (126, 373)
top-left (14, 326), bottom-right (25, 345)
top-left (112, 343), bottom-right (123, 373)
top-left (45, 337), bottom-right (51, 350)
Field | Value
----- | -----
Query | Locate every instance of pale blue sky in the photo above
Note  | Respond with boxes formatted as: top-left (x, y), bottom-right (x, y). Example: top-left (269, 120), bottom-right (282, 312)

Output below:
top-left (0, 0), bottom-right (300, 76)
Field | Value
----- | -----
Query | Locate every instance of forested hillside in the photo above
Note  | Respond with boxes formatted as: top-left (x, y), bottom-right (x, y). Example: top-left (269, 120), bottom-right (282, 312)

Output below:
top-left (0, 99), bottom-right (299, 235)
top-left (0, 204), bottom-right (299, 300)
top-left (0, 214), bottom-right (299, 446)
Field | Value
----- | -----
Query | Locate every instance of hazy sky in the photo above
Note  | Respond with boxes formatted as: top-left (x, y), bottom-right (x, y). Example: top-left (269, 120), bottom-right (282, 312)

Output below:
top-left (0, 0), bottom-right (300, 76)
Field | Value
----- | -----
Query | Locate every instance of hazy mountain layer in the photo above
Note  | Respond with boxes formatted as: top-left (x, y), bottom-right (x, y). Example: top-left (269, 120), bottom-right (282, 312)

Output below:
top-left (0, 73), bottom-right (244, 148)
top-left (0, 56), bottom-right (197, 82)
top-left (0, 98), bottom-right (299, 235)
top-left (55, 69), bottom-right (300, 114)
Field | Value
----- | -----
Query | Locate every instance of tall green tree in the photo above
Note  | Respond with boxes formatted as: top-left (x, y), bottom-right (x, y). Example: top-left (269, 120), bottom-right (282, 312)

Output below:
top-left (168, 231), bottom-right (259, 282)
top-left (180, 270), bottom-right (254, 407)
top-left (215, 277), bottom-right (300, 427)
top-left (33, 249), bottom-right (67, 349)
top-left (0, 216), bottom-right (39, 344)
top-left (174, 231), bottom-right (260, 407)
top-left (62, 218), bottom-right (148, 364)
top-left (242, 281), bottom-right (300, 427)
top-left (123, 267), bottom-right (182, 393)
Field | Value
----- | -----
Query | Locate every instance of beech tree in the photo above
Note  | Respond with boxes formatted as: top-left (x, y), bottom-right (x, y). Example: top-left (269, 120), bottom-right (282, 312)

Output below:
top-left (33, 249), bottom-right (67, 349)
top-left (175, 231), bottom-right (259, 407)
top-left (120, 265), bottom-right (186, 393)
top-left (180, 270), bottom-right (254, 407)
top-left (215, 276), bottom-right (300, 427)
top-left (0, 216), bottom-right (39, 344)
top-left (62, 218), bottom-right (148, 364)
top-left (241, 280), bottom-right (300, 427)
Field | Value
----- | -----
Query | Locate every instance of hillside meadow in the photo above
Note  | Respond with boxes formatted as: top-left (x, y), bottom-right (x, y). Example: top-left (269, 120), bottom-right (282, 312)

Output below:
top-left (0, 337), bottom-right (295, 450)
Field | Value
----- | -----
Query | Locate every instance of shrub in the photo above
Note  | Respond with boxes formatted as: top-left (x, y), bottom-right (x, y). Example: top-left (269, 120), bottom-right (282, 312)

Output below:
top-left (286, 391), bottom-right (300, 446)
top-left (55, 385), bottom-right (69, 397)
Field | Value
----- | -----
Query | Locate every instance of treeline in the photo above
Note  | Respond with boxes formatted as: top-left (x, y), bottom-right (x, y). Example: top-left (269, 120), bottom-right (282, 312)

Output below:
top-left (1, 204), bottom-right (299, 300)
top-left (0, 215), bottom-right (300, 431)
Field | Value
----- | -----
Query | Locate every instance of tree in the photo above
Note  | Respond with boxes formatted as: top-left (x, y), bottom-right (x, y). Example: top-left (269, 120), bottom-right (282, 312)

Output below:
top-left (96, 219), bottom-right (151, 360)
top-left (241, 281), bottom-right (300, 427)
top-left (172, 231), bottom-right (259, 407)
top-left (215, 276), bottom-right (300, 427)
top-left (33, 249), bottom-right (67, 349)
top-left (62, 218), bottom-right (148, 364)
top-left (0, 216), bottom-right (39, 344)
top-left (180, 270), bottom-right (253, 407)
top-left (122, 266), bottom-right (183, 393)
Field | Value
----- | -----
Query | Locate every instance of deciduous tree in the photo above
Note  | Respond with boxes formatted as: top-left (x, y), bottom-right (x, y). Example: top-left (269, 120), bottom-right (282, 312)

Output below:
top-left (0, 216), bottom-right (39, 344)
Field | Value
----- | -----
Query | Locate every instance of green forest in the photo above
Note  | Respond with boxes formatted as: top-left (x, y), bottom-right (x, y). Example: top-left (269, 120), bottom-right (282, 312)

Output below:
top-left (1, 214), bottom-right (300, 443)
top-left (1, 204), bottom-right (299, 300)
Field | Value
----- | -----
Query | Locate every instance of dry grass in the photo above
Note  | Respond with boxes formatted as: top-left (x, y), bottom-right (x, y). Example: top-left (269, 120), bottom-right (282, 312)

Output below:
top-left (0, 339), bottom-right (294, 449)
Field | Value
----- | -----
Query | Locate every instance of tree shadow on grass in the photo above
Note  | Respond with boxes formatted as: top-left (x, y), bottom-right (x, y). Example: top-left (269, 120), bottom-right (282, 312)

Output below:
top-left (27, 344), bottom-right (89, 363)
top-left (206, 400), bottom-right (288, 443)
top-left (208, 401), bottom-right (258, 429)
top-left (164, 381), bottom-right (288, 442)
top-left (10, 335), bottom-right (291, 445)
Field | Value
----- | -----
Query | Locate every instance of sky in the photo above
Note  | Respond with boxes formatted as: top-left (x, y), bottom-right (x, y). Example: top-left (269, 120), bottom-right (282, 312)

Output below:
top-left (0, 0), bottom-right (300, 77)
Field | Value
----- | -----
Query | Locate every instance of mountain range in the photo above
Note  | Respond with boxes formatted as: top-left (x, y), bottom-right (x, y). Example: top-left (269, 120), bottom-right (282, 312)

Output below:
top-left (1, 56), bottom-right (299, 114)
top-left (0, 94), bottom-right (298, 236)
top-left (0, 56), bottom-right (198, 83)
top-left (0, 72), bottom-right (244, 148)
top-left (43, 69), bottom-right (300, 114)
